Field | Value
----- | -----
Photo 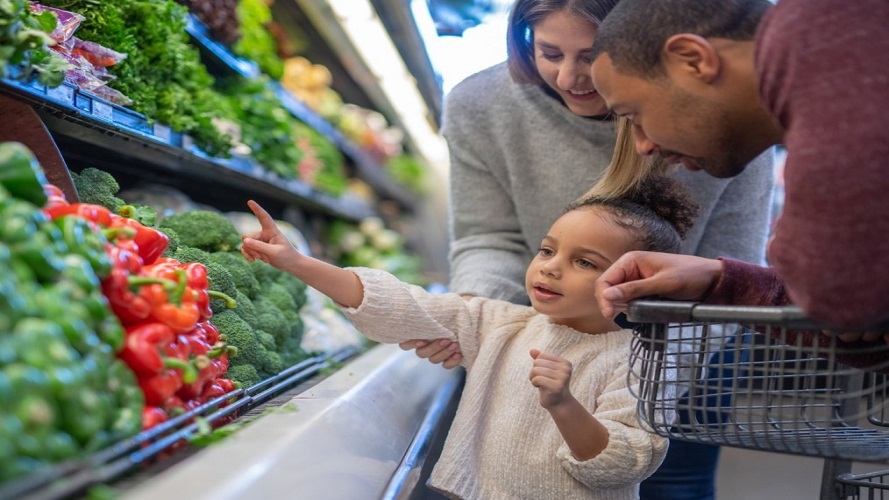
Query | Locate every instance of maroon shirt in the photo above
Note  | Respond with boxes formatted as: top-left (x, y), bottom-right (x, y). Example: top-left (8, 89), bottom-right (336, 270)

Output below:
top-left (707, 0), bottom-right (889, 329)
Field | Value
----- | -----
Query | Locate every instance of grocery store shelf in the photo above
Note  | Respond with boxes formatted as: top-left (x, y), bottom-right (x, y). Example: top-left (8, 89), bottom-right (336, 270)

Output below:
top-left (0, 76), bottom-right (376, 222)
top-left (185, 14), bottom-right (420, 212)
top-left (274, 84), bottom-right (421, 210)
top-left (0, 347), bottom-right (360, 500)
top-left (123, 344), bottom-right (459, 500)
top-left (278, 0), bottom-right (448, 180)
top-left (185, 15), bottom-right (261, 79)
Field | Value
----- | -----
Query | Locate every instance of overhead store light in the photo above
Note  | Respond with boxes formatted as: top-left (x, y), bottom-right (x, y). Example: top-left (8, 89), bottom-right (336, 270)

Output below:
top-left (321, 0), bottom-right (450, 179)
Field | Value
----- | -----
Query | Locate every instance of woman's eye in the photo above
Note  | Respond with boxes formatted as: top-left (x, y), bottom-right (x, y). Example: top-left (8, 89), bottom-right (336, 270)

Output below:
top-left (540, 53), bottom-right (562, 61)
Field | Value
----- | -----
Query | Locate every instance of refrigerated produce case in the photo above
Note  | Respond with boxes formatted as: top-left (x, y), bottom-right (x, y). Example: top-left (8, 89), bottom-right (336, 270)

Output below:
top-left (1, 2), bottom-right (452, 497)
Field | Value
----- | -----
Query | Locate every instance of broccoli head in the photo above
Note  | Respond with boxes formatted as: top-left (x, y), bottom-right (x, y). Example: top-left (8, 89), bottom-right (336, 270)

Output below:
top-left (159, 227), bottom-right (180, 258)
top-left (263, 281), bottom-right (296, 313)
top-left (255, 329), bottom-right (277, 352)
top-left (211, 310), bottom-right (262, 371)
top-left (279, 334), bottom-right (308, 367)
top-left (274, 272), bottom-right (308, 309)
top-left (173, 245), bottom-right (211, 266)
top-left (281, 309), bottom-right (303, 341)
top-left (207, 262), bottom-right (238, 314)
top-left (71, 167), bottom-right (125, 212)
top-left (250, 259), bottom-right (280, 284)
top-left (254, 296), bottom-right (288, 340)
top-left (158, 210), bottom-right (242, 253)
top-left (209, 252), bottom-right (260, 298)
top-left (260, 350), bottom-right (284, 376)
top-left (225, 364), bottom-right (261, 388)
top-left (231, 289), bottom-right (257, 326)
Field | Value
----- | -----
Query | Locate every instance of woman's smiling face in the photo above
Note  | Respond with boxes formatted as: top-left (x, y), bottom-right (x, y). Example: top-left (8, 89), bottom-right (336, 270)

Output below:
top-left (525, 206), bottom-right (635, 333)
top-left (533, 10), bottom-right (607, 117)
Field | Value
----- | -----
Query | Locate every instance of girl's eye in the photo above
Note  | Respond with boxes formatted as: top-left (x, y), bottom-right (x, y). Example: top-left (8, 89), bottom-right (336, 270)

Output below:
top-left (540, 53), bottom-right (562, 61)
top-left (538, 247), bottom-right (554, 257)
top-left (577, 259), bottom-right (596, 269)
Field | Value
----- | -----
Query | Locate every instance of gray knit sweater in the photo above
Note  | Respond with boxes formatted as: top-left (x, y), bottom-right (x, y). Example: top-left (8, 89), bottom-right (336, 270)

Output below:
top-left (341, 267), bottom-right (669, 500)
top-left (444, 62), bottom-right (775, 303)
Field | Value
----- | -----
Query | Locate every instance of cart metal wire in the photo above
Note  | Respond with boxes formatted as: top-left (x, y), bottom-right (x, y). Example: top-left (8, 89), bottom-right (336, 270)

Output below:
top-left (625, 301), bottom-right (889, 500)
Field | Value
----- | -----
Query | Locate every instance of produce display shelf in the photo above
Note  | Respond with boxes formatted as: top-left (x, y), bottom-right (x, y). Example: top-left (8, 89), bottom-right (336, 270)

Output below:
top-left (273, 84), bottom-right (420, 211)
top-left (0, 75), bottom-right (375, 222)
top-left (182, 15), bottom-right (419, 212)
top-left (184, 15), bottom-right (261, 79)
top-left (0, 347), bottom-right (360, 500)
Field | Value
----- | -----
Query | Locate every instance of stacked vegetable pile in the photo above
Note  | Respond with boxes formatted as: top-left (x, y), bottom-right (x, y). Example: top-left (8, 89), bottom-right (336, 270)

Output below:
top-left (0, 143), bottom-right (142, 482)
top-left (57, 167), bottom-right (244, 427)
top-left (71, 165), bottom-right (312, 388)
top-left (157, 209), bottom-right (311, 387)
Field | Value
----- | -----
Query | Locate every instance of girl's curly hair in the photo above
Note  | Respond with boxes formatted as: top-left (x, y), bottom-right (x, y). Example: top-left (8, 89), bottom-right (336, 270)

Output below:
top-left (565, 174), bottom-right (699, 254)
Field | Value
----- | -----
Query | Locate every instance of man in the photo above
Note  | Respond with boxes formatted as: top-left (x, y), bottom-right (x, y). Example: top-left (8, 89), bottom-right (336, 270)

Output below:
top-left (590, 0), bottom-right (889, 329)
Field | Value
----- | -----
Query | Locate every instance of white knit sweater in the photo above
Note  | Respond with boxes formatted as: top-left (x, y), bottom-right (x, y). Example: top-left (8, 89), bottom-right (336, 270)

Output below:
top-left (340, 268), bottom-right (668, 500)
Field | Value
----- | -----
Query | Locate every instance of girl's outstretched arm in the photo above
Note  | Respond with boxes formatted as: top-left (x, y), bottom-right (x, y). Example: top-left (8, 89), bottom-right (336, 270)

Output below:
top-left (241, 200), bottom-right (364, 308)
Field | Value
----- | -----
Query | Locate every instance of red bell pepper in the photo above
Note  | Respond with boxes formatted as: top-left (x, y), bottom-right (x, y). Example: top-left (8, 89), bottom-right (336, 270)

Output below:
top-left (118, 323), bottom-right (175, 377)
top-left (45, 202), bottom-right (113, 226)
top-left (42, 183), bottom-right (69, 210)
top-left (106, 241), bottom-right (142, 275)
top-left (102, 267), bottom-right (153, 324)
top-left (142, 406), bottom-right (168, 430)
top-left (139, 267), bottom-right (201, 333)
top-left (139, 370), bottom-right (183, 407)
top-left (202, 321), bottom-right (221, 345)
top-left (109, 214), bottom-right (169, 265)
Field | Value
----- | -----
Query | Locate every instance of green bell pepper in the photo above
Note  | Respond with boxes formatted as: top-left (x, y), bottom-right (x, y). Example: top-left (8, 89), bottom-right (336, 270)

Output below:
top-left (0, 200), bottom-right (42, 243)
top-left (12, 318), bottom-right (81, 369)
top-left (54, 216), bottom-right (113, 279)
top-left (107, 359), bottom-right (144, 440)
top-left (0, 142), bottom-right (49, 207)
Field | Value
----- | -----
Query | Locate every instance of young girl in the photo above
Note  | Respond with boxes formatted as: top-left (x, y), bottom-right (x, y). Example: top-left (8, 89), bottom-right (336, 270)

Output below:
top-left (240, 175), bottom-right (697, 500)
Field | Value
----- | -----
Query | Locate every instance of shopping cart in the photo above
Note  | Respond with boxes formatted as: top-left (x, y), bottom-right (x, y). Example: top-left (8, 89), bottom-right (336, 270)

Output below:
top-left (625, 300), bottom-right (889, 500)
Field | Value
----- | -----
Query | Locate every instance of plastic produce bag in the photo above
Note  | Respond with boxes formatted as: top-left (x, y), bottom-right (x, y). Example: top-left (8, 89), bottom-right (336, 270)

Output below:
top-left (29, 3), bottom-right (132, 105)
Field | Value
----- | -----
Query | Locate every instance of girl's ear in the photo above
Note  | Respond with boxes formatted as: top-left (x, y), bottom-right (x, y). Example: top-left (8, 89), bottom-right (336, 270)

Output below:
top-left (662, 34), bottom-right (721, 84)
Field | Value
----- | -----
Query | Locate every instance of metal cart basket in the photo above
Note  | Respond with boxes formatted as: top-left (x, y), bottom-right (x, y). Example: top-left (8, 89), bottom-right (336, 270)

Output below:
top-left (626, 301), bottom-right (889, 499)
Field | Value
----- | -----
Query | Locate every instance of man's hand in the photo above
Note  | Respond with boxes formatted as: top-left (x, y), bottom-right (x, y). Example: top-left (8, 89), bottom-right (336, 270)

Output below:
top-left (595, 251), bottom-right (724, 318)
top-left (398, 339), bottom-right (462, 369)
top-left (822, 330), bottom-right (889, 344)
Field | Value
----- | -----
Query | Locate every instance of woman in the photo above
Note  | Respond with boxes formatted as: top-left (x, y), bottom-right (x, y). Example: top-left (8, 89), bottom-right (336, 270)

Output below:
top-left (404, 0), bottom-right (775, 498)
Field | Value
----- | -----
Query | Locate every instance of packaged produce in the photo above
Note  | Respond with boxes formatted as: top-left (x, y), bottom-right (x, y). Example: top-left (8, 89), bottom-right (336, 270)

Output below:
top-left (30, 3), bottom-right (133, 105)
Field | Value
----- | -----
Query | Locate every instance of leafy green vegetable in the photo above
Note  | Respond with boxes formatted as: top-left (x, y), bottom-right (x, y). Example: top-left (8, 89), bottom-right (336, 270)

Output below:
top-left (40, 0), bottom-right (234, 156)
top-left (219, 75), bottom-right (302, 179)
top-left (234, 0), bottom-right (282, 79)
top-left (0, 0), bottom-right (68, 87)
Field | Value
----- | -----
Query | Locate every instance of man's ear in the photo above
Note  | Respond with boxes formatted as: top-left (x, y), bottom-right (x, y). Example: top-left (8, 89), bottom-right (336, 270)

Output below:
top-left (662, 34), bottom-right (720, 83)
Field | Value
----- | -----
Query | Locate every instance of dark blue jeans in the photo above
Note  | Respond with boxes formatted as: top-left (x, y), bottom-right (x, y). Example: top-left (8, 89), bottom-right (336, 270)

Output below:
top-left (638, 439), bottom-right (720, 500)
